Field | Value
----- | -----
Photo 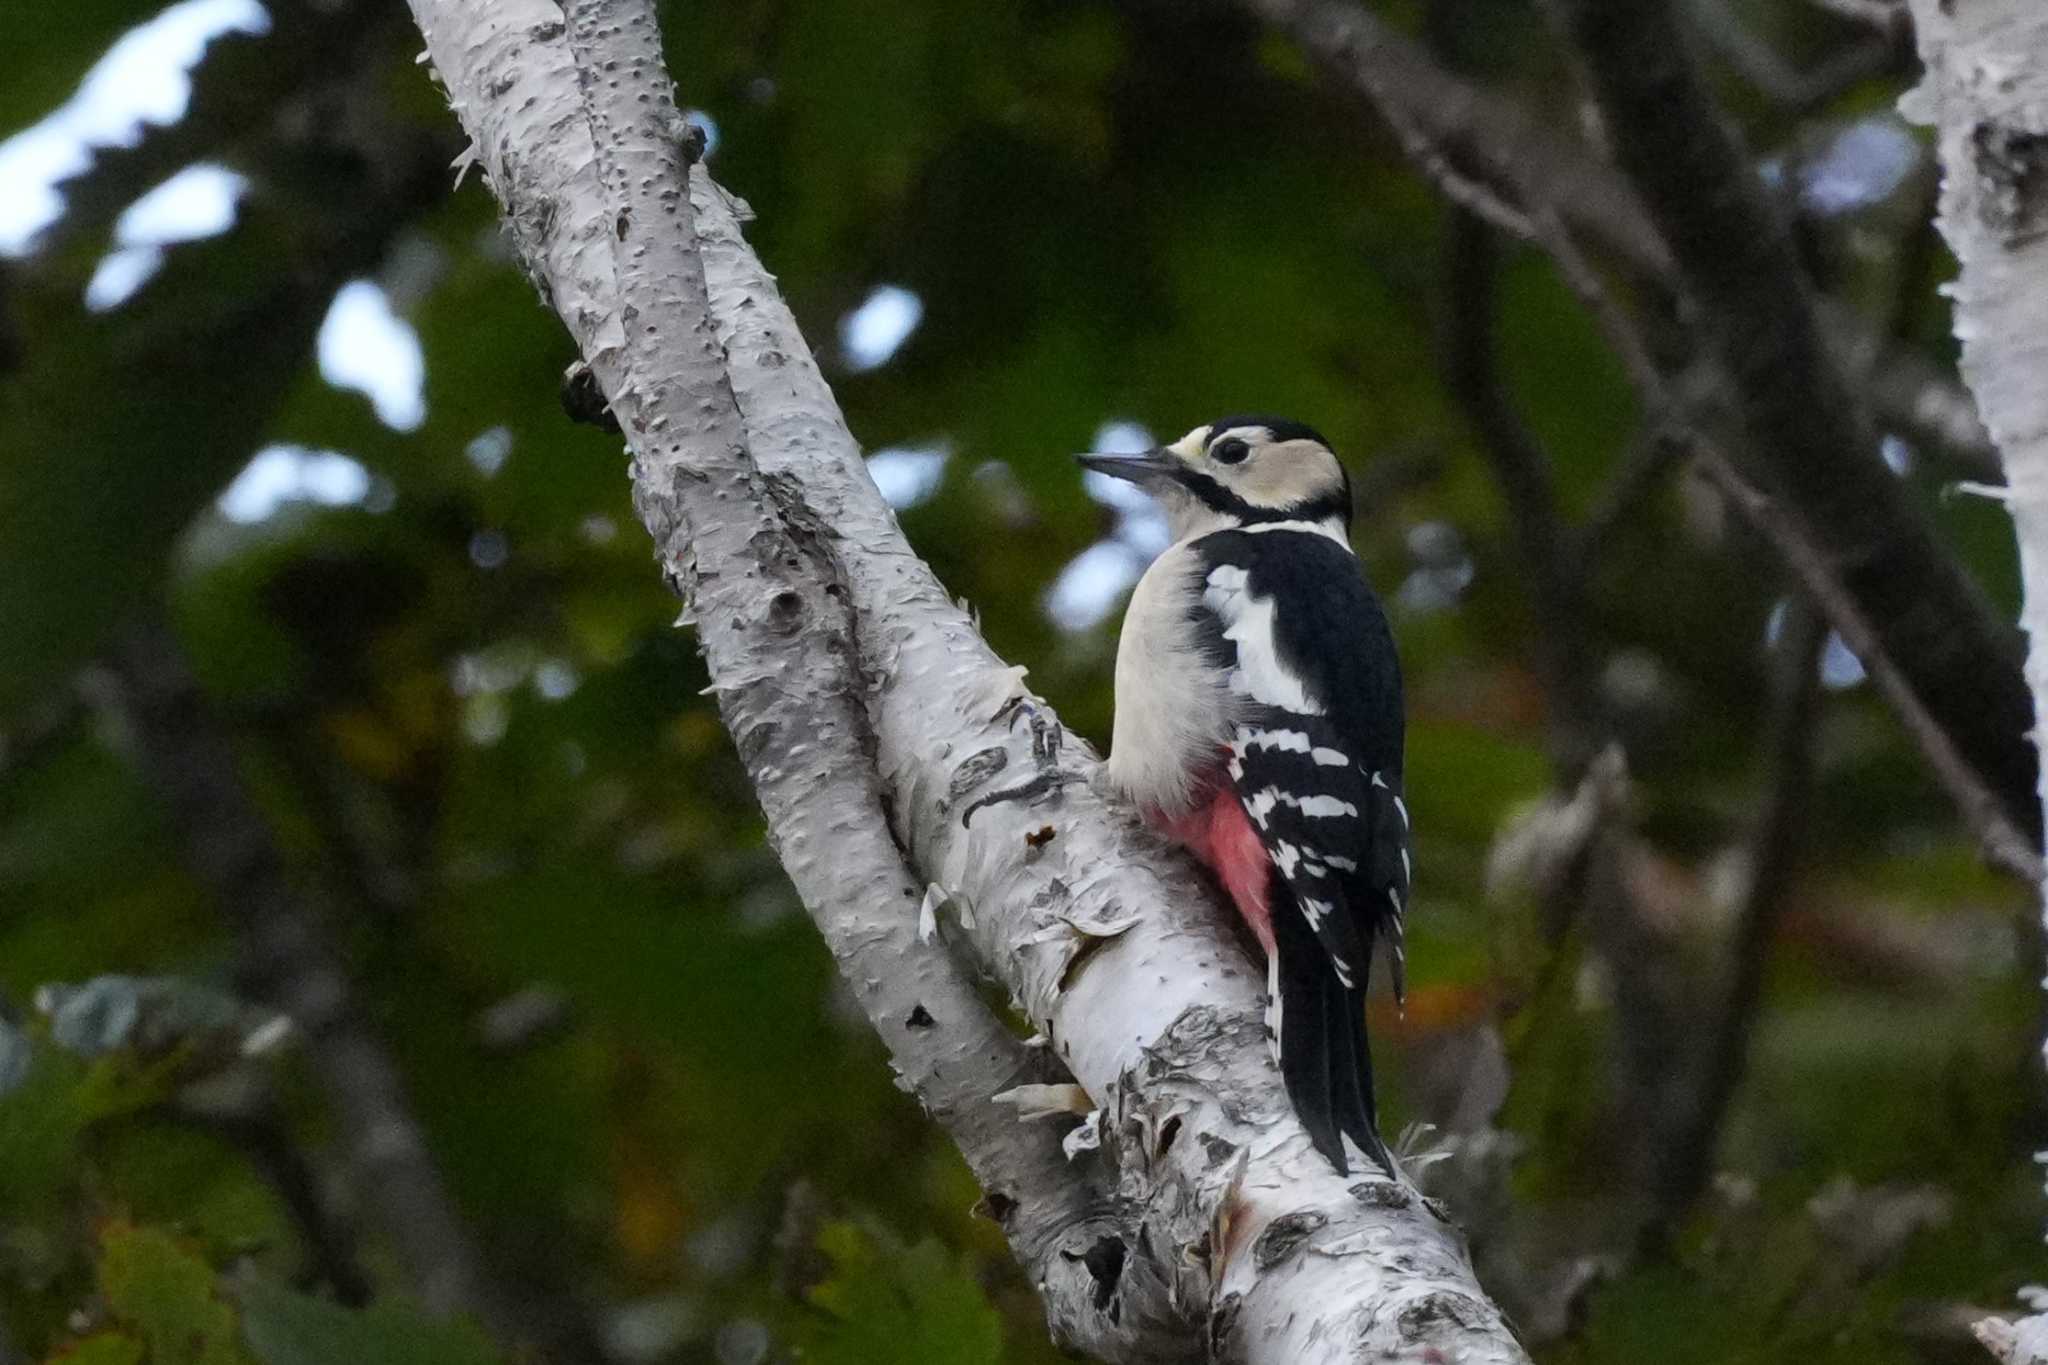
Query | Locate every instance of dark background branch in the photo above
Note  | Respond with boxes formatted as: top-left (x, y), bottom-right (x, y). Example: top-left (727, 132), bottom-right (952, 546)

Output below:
top-left (1646, 599), bottom-right (1826, 1248)
top-left (106, 619), bottom-right (520, 1342)
top-left (1439, 212), bottom-right (1603, 772)
top-left (1543, 0), bottom-right (2037, 842)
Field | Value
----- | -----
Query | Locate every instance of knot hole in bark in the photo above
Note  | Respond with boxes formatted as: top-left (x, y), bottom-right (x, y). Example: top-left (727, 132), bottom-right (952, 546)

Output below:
top-left (1971, 120), bottom-right (2048, 246)
top-left (764, 590), bottom-right (805, 634)
top-left (1075, 1235), bottom-right (1125, 1312)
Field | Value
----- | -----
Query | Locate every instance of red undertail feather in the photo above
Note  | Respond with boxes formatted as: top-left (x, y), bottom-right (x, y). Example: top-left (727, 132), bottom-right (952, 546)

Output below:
top-left (1149, 786), bottom-right (1274, 955)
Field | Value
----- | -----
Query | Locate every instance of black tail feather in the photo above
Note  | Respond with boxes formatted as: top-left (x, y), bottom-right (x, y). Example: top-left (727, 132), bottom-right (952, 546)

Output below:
top-left (1326, 970), bottom-right (1393, 1175)
top-left (1273, 885), bottom-right (1392, 1176)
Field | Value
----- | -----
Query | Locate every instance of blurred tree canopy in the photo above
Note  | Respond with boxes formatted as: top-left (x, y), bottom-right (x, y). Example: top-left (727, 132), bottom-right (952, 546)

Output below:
top-left (0, 0), bottom-right (2041, 1362)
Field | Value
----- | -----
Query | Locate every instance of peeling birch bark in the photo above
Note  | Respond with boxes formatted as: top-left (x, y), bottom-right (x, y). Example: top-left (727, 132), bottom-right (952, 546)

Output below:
top-left (403, 2), bottom-right (1527, 1359)
top-left (1903, 5), bottom-right (2048, 1359)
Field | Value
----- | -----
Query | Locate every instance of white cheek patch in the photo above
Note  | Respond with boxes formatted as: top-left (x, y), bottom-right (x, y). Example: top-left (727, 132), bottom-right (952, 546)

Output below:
top-left (1202, 565), bottom-right (1325, 715)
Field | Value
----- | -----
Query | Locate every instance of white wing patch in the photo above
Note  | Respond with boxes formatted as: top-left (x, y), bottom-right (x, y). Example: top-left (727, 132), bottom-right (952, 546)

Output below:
top-left (1234, 727), bottom-right (1312, 755)
top-left (1242, 786), bottom-right (1359, 829)
top-left (1202, 564), bottom-right (1325, 715)
top-left (1295, 794), bottom-right (1359, 819)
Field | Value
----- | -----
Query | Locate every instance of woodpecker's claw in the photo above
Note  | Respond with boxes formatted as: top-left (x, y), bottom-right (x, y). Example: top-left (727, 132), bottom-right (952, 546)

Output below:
top-left (960, 700), bottom-right (1076, 826)
top-left (960, 769), bottom-right (1079, 827)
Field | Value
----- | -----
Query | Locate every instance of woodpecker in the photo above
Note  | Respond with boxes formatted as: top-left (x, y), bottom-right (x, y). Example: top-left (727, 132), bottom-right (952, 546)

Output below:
top-left (1080, 416), bottom-right (1409, 1176)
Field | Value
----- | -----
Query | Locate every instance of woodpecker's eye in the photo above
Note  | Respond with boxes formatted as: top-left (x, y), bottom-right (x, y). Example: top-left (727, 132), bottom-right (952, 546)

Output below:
top-left (1211, 437), bottom-right (1251, 465)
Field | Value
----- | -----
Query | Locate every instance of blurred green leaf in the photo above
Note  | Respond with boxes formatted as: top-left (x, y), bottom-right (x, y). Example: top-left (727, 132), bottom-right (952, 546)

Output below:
top-left (235, 1277), bottom-right (502, 1365)
top-left (98, 1223), bottom-right (248, 1365)
top-left (802, 1220), bottom-right (1002, 1365)
top-left (0, 1047), bottom-right (92, 1220)
top-left (43, 1332), bottom-right (146, 1365)
top-left (0, 1041), bottom-right (187, 1220)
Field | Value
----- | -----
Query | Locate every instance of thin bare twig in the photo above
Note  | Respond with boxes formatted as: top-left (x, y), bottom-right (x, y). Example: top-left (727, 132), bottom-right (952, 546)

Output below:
top-left (1367, 89), bottom-right (1536, 242)
top-left (1699, 458), bottom-right (2044, 883)
top-left (1503, 40), bottom-right (2035, 883)
top-left (1807, 0), bottom-right (1909, 37)
top-left (1545, 0), bottom-right (2037, 842)
top-left (1682, 0), bottom-right (1900, 111)
top-left (1244, 0), bottom-right (1988, 483)
top-left (1246, 0), bottom-right (2032, 833)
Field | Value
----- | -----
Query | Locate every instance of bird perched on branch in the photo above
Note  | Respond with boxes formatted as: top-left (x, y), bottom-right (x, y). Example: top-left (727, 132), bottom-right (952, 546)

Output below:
top-left (1080, 416), bottom-right (1410, 1176)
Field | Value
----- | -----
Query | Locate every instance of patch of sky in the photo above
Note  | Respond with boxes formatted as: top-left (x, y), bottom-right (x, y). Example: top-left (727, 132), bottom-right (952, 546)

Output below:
top-left (1044, 540), bottom-right (1148, 634)
top-left (318, 280), bottom-right (427, 432)
top-left (1045, 420), bottom-right (1173, 632)
top-left (1764, 598), bottom-right (1867, 690)
top-left (0, 0), bottom-right (268, 256)
top-left (1394, 520), bottom-right (1474, 615)
top-left (867, 444), bottom-right (948, 509)
top-left (85, 161), bottom-right (249, 309)
top-left (839, 284), bottom-right (922, 371)
top-left (216, 444), bottom-right (373, 523)
top-left (466, 425), bottom-right (513, 477)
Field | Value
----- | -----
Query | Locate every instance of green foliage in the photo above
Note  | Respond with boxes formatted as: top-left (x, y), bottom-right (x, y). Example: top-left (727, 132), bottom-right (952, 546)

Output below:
top-left (97, 1224), bottom-right (248, 1365)
top-left (800, 1221), bottom-right (1003, 1365)
top-left (56, 1226), bottom-right (501, 1365)
top-left (1, 2), bottom-right (2041, 1363)
top-left (235, 1278), bottom-right (501, 1365)
top-left (47, 1334), bottom-right (147, 1365)
top-left (0, 1039), bottom-right (182, 1223)
top-left (0, 1047), bottom-right (95, 1222)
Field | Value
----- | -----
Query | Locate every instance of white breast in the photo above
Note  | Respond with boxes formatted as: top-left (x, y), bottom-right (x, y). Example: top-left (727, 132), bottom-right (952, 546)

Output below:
top-left (1103, 541), bottom-right (1238, 816)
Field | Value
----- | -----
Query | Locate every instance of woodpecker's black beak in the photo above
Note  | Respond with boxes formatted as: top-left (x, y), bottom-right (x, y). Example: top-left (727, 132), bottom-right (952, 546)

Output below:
top-left (1075, 448), bottom-right (1180, 488)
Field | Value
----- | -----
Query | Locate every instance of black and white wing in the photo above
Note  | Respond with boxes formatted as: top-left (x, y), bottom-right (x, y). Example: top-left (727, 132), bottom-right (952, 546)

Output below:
top-left (1195, 527), bottom-right (1410, 1175)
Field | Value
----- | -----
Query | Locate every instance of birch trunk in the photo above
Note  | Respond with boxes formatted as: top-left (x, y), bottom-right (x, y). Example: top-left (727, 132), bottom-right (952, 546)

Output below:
top-left (402, 1), bottom-right (1529, 1361)
top-left (1902, 4), bottom-right (2048, 1360)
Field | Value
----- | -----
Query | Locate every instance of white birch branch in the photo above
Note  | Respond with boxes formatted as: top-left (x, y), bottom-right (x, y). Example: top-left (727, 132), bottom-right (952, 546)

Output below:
top-left (403, 3), bottom-right (1527, 1360)
top-left (1902, 6), bottom-right (2048, 1359)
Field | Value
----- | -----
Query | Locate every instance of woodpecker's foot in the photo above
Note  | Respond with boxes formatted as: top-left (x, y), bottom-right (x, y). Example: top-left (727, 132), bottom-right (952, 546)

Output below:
top-left (960, 769), bottom-right (1080, 827)
top-left (961, 699), bottom-right (1078, 826)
